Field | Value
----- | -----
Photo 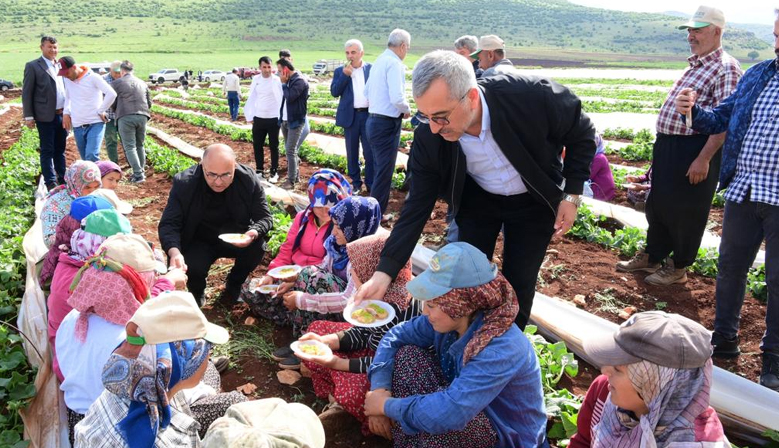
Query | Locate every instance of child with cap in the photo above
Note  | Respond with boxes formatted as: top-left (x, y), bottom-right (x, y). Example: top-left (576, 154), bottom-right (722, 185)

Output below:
top-left (363, 242), bottom-right (548, 448)
top-left (569, 311), bottom-right (729, 448)
top-left (96, 160), bottom-right (123, 190)
top-left (74, 291), bottom-right (245, 447)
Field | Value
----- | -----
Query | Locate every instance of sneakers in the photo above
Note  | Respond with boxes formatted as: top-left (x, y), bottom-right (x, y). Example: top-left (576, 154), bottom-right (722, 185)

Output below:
top-left (761, 353), bottom-right (779, 391)
top-left (711, 332), bottom-right (740, 358)
top-left (644, 259), bottom-right (687, 286)
top-left (268, 172), bottom-right (279, 184)
top-left (278, 354), bottom-right (301, 370)
top-left (616, 251), bottom-right (661, 273)
top-left (129, 174), bottom-right (146, 184)
top-left (272, 346), bottom-right (294, 362)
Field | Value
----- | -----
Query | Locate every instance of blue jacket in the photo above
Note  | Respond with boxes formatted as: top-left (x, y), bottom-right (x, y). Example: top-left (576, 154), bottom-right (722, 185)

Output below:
top-left (280, 72), bottom-right (309, 129)
top-left (331, 63), bottom-right (371, 128)
top-left (690, 58), bottom-right (777, 190)
top-left (368, 313), bottom-right (548, 448)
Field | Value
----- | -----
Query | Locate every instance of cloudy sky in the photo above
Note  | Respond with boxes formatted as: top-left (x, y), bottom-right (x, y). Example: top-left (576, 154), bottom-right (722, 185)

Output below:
top-left (569, 0), bottom-right (776, 25)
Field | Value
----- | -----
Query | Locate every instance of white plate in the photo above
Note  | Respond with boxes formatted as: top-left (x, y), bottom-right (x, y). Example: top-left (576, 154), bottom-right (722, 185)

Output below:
top-left (267, 265), bottom-right (302, 280)
top-left (343, 300), bottom-right (396, 328)
top-left (256, 284), bottom-right (279, 295)
top-left (219, 233), bottom-right (252, 244)
top-left (290, 340), bottom-right (332, 358)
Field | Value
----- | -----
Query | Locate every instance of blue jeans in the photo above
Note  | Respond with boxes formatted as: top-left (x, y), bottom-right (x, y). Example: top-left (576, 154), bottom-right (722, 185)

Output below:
top-left (366, 114), bottom-right (402, 213)
top-left (36, 115), bottom-right (68, 187)
top-left (714, 198), bottom-right (779, 355)
top-left (343, 110), bottom-right (373, 190)
top-left (227, 91), bottom-right (240, 121)
top-left (73, 122), bottom-right (106, 162)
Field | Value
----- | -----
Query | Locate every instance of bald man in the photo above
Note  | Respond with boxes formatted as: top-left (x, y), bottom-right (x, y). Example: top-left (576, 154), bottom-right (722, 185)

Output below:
top-left (159, 144), bottom-right (273, 305)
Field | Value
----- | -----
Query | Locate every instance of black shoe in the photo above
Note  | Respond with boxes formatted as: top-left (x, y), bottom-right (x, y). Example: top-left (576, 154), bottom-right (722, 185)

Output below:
top-left (711, 332), bottom-right (740, 358)
top-left (272, 346), bottom-right (294, 362)
top-left (278, 355), bottom-right (301, 370)
top-left (45, 182), bottom-right (58, 191)
top-left (218, 288), bottom-right (240, 305)
top-left (212, 355), bottom-right (230, 374)
top-left (761, 353), bottom-right (779, 391)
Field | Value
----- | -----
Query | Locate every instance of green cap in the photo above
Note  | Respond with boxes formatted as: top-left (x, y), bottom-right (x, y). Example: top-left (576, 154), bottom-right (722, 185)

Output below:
top-left (83, 209), bottom-right (132, 237)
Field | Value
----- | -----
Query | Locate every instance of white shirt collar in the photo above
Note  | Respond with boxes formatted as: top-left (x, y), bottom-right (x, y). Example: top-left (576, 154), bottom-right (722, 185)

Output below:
top-left (461, 88), bottom-right (491, 142)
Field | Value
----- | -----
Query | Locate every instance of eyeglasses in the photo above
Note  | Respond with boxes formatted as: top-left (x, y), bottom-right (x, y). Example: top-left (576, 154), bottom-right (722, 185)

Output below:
top-left (205, 171), bottom-right (233, 181)
top-left (414, 91), bottom-right (470, 126)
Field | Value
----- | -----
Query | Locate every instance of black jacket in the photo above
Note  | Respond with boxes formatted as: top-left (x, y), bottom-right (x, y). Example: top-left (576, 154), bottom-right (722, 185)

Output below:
top-left (377, 73), bottom-right (596, 277)
top-left (280, 72), bottom-right (309, 129)
top-left (22, 57), bottom-right (59, 122)
top-left (158, 163), bottom-right (273, 253)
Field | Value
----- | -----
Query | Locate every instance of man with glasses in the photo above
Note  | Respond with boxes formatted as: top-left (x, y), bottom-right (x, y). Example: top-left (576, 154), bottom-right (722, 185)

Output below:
top-left (355, 50), bottom-right (596, 330)
top-left (159, 144), bottom-right (273, 305)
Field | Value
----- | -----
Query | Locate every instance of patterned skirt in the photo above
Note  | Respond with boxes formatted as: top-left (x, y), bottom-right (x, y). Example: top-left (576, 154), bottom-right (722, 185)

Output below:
top-left (189, 361), bottom-right (247, 439)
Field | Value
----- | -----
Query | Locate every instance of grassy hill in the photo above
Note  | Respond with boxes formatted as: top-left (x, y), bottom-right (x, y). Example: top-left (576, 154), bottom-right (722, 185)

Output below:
top-left (0, 0), bottom-right (771, 82)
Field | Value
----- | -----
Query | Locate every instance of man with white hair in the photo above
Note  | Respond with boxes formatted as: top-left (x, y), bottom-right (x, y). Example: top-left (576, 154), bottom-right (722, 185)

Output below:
top-left (364, 28), bottom-right (412, 218)
top-left (355, 50), bottom-right (596, 331)
top-left (471, 35), bottom-right (515, 77)
top-left (617, 5), bottom-right (742, 286)
top-left (102, 60), bottom-right (123, 163)
top-left (454, 35), bottom-right (483, 78)
top-left (331, 39), bottom-right (373, 192)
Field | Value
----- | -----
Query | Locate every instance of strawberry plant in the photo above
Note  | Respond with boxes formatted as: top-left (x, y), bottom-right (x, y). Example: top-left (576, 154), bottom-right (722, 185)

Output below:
top-left (145, 140), bottom-right (197, 177)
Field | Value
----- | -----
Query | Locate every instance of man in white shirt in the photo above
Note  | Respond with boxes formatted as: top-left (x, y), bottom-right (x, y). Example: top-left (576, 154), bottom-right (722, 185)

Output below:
top-left (244, 56), bottom-right (283, 182)
top-left (331, 39), bottom-right (373, 192)
top-left (223, 68), bottom-right (242, 121)
top-left (59, 56), bottom-right (117, 162)
top-left (364, 29), bottom-right (412, 217)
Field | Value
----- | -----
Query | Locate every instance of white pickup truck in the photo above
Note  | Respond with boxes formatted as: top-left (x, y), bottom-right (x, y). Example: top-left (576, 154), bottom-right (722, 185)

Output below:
top-left (148, 69), bottom-right (183, 84)
top-left (312, 60), bottom-right (343, 76)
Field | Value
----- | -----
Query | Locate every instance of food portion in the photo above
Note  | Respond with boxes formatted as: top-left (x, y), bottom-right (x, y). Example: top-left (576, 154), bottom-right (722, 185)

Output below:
top-left (279, 267), bottom-right (296, 275)
top-left (366, 303), bottom-right (389, 319)
top-left (351, 308), bottom-right (376, 324)
top-left (220, 233), bottom-right (249, 243)
top-left (298, 343), bottom-right (326, 356)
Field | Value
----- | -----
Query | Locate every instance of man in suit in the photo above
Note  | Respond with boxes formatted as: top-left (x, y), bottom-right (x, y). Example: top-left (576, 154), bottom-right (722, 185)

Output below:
top-left (331, 39), bottom-right (373, 192)
top-left (22, 36), bottom-right (68, 190)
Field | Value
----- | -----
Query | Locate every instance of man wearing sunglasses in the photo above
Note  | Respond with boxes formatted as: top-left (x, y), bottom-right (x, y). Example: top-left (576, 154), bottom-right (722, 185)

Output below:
top-left (355, 50), bottom-right (596, 330)
top-left (159, 144), bottom-right (273, 305)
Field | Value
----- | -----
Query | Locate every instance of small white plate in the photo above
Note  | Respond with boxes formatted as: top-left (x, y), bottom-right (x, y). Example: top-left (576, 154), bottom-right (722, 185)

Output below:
top-left (290, 340), bottom-right (332, 358)
top-left (268, 265), bottom-right (302, 280)
top-left (343, 300), bottom-right (396, 328)
top-left (219, 233), bottom-right (252, 244)
top-left (256, 284), bottom-right (279, 295)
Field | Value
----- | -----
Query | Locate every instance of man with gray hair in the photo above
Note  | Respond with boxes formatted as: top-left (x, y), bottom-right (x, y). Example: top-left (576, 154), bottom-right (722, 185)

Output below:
top-left (454, 35), bottom-right (482, 78)
top-left (356, 50), bottom-right (596, 332)
top-left (101, 60), bottom-right (123, 163)
top-left (111, 60), bottom-right (152, 183)
top-left (331, 39), bottom-right (373, 192)
top-left (364, 28), bottom-right (412, 218)
top-left (471, 35), bottom-right (515, 77)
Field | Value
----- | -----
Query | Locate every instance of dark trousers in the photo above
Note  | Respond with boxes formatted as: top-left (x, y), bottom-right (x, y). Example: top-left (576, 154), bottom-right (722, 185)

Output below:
top-left (344, 110), bottom-right (374, 190)
top-left (714, 198), bottom-right (779, 355)
top-left (37, 115), bottom-right (67, 188)
top-left (645, 133), bottom-right (720, 267)
top-left (227, 91), bottom-right (240, 121)
top-left (456, 177), bottom-right (556, 329)
top-left (366, 114), bottom-right (402, 213)
top-left (183, 238), bottom-right (265, 299)
top-left (251, 118), bottom-right (280, 174)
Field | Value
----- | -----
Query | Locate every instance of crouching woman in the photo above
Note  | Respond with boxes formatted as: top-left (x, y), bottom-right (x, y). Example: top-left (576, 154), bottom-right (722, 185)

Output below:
top-left (364, 242), bottom-right (548, 448)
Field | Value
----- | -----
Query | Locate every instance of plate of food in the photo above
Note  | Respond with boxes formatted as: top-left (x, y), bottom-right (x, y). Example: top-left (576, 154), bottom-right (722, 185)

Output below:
top-left (267, 265), bottom-right (302, 280)
top-left (256, 284), bottom-right (279, 295)
top-left (219, 233), bottom-right (252, 244)
top-left (343, 300), bottom-right (396, 328)
top-left (290, 340), bottom-right (332, 358)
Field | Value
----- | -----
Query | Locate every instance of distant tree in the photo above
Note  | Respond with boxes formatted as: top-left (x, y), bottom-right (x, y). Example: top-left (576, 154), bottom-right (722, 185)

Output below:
top-left (748, 50), bottom-right (760, 61)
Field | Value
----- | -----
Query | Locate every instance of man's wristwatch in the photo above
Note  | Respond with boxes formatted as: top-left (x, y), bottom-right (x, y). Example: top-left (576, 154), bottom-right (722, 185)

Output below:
top-left (563, 194), bottom-right (582, 207)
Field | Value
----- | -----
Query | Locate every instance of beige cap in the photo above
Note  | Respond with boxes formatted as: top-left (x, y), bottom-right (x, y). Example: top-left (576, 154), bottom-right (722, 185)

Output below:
top-left (89, 188), bottom-right (133, 214)
top-left (470, 35), bottom-right (505, 57)
top-left (129, 291), bottom-right (230, 345)
top-left (678, 5), bottom-right (725, 29)
top-left (99, 234), bottom-right (166, 273)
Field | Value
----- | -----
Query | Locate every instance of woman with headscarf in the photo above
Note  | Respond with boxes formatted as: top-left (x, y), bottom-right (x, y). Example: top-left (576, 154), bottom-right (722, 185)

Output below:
top-left (41, 160), bottom-right (102, 248)
top-left (293, 233), bottom-right (416, 435)
top-left (569, 311), bottom-right (729, 448)
top-left (588, 134), bottom-right (616, 201)
top-left (363, 242), bottom-right (548, 448)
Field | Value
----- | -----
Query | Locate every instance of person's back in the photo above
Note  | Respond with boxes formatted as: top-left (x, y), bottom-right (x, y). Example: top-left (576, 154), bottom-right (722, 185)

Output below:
top-left (112, 73), bottom-right (151, 120)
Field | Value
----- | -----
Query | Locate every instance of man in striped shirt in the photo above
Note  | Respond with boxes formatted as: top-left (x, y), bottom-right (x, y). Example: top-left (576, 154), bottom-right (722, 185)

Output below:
top-left (616, 5), bottom-right (742, 286)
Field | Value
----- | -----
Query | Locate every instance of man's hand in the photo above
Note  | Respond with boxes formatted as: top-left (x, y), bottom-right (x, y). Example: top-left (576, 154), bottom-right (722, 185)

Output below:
top-left (282, 291), bottom-right (301, 311)
top-left (168, 248), bottom-right (187, 272)
top-left (162, 267), bottom-right (188, 290)
top-left (23, 119), bottom-right (36, 129)
top-left (402, 112), bottom-right (411, 119)
top-left (343, 63), bottom-right (354, 77)
top-left (62, 115), bottom-right (72, 131)
top-left (99, 112), bottom-right (108, 123)
top-left (675, 88), bottom-right (698, 115)
top-left (368, 416), bottom-right (393, 440)
top-left (553, 199), bottom-right (578, 239)
top-left (229, 229), bottom-right (259, 248)
top-left (364, 388), bottom-right (391, 416)
top-left (687, 156), bottom-right (710, 185)
top-left (354, 271), bottom-right (392, 306)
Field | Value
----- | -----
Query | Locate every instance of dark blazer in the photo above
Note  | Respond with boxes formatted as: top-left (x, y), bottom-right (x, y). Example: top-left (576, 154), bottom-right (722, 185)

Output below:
top-left (158, 163), bottom-right (274, 253)
top-left (331, 63), bottom-right (372, 128)
top-left (376, 73), bottom-right (597, 277)
top-left (280, 72), bottom-right (309, 129)
top-left (22, 56), bottom-right (59, 122)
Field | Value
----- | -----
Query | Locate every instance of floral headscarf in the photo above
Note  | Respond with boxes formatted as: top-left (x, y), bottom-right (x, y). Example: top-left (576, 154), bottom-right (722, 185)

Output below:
top-left (102, 339), bottom-right (211, 448)
top-left (432, 273), bottom-right (518, 365)
top-left (324, 196), bottom-right (381, 280)
top-left (292, 169), bottom-right (353, 252)
top-left (69, 228), bottom-right (109, 262)
top-left (347, 233), bottom-right (412, 308)
top-left (41, 161), bottom-right (101, 247)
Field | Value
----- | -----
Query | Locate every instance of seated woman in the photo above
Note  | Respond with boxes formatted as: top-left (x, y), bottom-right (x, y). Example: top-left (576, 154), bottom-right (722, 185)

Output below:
top-left (626, 166), bottom-right (652, 212)
top-left (364, 242), bottom-right (548, 447)
top-left (244, 169), bottom-right (352, 319)
top-left (569, 311), bottom-right (729, 448)
top-left (587, 134), bottom-right (616, 201)
top-left (96, 160), bottom-right (123, 190)
top-left (74, 291), bottom-right (243, 447)
top-left (47, 209), bottom-right (132, 382)
top-left (293, 233), bottom-right (415, 435)
top-left (41, 160), bottom-right (102, 248)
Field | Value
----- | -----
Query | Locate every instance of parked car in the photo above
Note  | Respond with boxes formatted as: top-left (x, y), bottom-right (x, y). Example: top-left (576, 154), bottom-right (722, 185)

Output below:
top-left (0, 79), bottom-right (13, 91)
top-left (236, 67), bottom-right (260, 80)
top-left (85, 62), bottom-right (112, 74)
top-left (202, 70), bottom-right (225, 82)
top-left (148, 68), bottom-right (182, 84)
top-left (312, 59), bottom-right (343, 76)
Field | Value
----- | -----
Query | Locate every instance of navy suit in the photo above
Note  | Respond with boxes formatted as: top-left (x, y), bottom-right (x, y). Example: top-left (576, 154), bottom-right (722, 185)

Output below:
top-left (331, 63), bottom-right (373, 190)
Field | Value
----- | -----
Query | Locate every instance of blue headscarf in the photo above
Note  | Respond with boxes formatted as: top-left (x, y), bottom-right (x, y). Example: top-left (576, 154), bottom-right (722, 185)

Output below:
top-left (324, 196), bottom-right (381, 279)
top-left (292, 169), bottom-right (353, 252)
